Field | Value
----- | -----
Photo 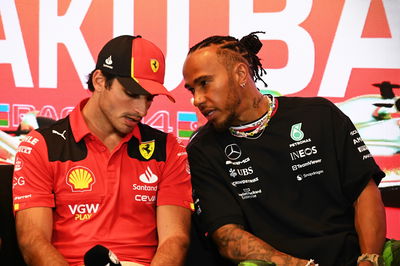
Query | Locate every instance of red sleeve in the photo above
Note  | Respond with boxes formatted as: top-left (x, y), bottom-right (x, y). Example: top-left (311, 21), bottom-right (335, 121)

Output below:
top-left (156, 134), bottom-right (193, 211)
top-left (13, 130), bottom-right (55, 212)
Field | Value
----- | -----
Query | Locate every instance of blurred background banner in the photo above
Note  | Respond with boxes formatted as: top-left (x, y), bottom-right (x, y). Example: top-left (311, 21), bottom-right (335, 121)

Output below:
top-left (0, 0), bottom-right (399, 185)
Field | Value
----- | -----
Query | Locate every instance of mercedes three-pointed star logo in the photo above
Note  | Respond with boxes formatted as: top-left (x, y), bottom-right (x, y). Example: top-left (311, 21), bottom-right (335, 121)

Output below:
top-left (224, 143), bottom-right (242, 160)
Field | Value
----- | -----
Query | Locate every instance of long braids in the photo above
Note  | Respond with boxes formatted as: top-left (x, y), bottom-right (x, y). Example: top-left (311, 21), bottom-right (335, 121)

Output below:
top-left (189, 31), bottom-right (268, 87)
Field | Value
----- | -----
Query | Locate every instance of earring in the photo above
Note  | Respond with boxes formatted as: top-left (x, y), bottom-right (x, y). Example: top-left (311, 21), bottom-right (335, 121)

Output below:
top-left (240, 83), bottom-right (246, 88)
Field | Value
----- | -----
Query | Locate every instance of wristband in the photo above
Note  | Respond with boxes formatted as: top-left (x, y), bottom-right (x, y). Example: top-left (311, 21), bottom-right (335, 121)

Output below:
top-left (357, 253), bottom-right (381, 265)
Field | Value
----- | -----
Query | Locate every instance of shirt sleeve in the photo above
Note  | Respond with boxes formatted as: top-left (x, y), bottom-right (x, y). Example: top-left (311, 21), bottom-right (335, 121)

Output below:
top-left (188, 140), bottom-right (245, 235)
top-left (156, 134), bottom-right (193, 211)
top-left (13, 130), bottom-right (55, 212)
top-left (330, 100), bottom-right (385, 203)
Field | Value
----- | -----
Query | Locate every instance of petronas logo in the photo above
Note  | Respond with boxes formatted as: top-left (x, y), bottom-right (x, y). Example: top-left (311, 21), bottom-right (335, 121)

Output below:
top-left (290, 123), bottom-right (304, 141)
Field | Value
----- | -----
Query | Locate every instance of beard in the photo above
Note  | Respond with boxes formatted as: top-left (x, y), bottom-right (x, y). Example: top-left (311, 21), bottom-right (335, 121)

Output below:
top-left (212, 81), bottom-right (241, 132)
top-left (212, 111), bottom-right (235, 132)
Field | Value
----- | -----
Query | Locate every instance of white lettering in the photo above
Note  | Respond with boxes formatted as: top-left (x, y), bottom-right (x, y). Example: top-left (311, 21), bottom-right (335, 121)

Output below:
top-left (17, 146), bottom-right (32, 154)
top-left (0, 0), bottom-right (33, 87)
top-left (113, 0), bottom-right (134, 36)
top-left (132, 184), bottom-right (158, 191)
top-left (23, 136), bottom-right (39, 145)
top-left (236, 167), bottom-right (254, 176)
top-left (303, 170), bottom-right (324, 178)
top-left (289, 138), bottom-right (311, 147)
top-left (39, 0), bottom-right (94, 88)
top-left (363, 153), bottom-right (373, 160)
top-left (358, 145), bottom-right (369, 153)
top-left (292, 159), bottom-right (322, 171)
top-left (232, 177), bottom-right (259, 187)
top-left (164, 0), bottom-right (190, 90)
top-left (226, 157), bottom-right (250, 165)
top-left (353, 137), bottom-right (362, 144)
top-left (230, 0), bottom-right (314, 94)
top-left (238, 189), bottom-right (262, 200)
top-left (13, 176), bottom-right (25, 188)
top-left (135, 195), bottom-right (157, 202)
top-left (14, 194), bottom-right (32, 200)
top-left (350, 130), bottom-right (358, 136)
top-left (290, 146), bottom-right (318, 161)
top-left (68, 203), bottom-right (99, 214)
top-left (319, 0), bottom-right (400, 97)
top-left (13, 104), bottom-right (36, 128)
top-left (40, 105), bottom-right (59, 120)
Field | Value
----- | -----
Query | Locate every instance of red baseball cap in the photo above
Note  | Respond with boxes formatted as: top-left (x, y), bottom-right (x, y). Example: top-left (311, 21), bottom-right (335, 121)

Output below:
top-left (96, 35), bottom-right (175, 102)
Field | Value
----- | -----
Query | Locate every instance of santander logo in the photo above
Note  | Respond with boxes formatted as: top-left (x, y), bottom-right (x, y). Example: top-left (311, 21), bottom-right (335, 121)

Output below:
top-left (139, 167), bottom-right (158, 184)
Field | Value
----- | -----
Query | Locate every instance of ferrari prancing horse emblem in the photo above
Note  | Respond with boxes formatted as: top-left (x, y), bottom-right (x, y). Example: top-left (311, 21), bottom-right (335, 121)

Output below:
top-left (139, 140), bottom-right (155, 159)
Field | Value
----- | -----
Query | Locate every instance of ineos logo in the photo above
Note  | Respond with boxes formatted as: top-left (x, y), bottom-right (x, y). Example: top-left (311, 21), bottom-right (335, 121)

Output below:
top-left (224, 144), bottom-right (242, 160)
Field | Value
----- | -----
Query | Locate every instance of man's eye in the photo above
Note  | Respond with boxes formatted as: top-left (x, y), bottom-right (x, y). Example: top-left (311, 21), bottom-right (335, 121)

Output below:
top-left (200, 80), bottom-right (208, 87)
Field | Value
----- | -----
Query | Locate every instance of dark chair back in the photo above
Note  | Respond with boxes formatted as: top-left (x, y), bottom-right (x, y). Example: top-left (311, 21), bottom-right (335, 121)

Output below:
top-left (0, 164), bottom-right (26, 265)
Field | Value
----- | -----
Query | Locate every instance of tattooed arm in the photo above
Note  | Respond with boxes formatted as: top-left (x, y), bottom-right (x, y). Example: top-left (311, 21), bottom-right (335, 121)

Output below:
top-left (212, 224), bottom-right (311, 265)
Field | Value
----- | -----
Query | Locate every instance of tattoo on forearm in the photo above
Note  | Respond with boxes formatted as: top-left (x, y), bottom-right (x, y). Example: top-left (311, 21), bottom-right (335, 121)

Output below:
top-left (214, 225), bottom-right (306, 265)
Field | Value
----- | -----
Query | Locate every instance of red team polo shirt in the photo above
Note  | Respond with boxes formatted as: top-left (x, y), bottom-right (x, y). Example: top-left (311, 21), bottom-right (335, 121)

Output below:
top-left (13, 99), bottom-right (193, 265)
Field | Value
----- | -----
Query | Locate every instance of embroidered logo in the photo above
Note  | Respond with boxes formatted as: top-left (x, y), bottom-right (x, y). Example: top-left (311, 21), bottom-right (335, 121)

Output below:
top-left (66, 166), bottom-right (96, 192)
top-left (52, 129), bottom-right (67, 140)
top-left (229, 168), bottom-right (238, 178)
top-left (139, 166), bottom-right (158, 184)
top-left (150, 59), bottom-right (159, 73)
top-left (290, 123), bottom-right (304, 141)
top-left (14, 157), bottom-right (23, 171)
top-left (224, 144), bottom-right (242, 160)
top-left (139, 140), bottom-right (155, 160)
top-left (103, 55), bottom-right (113, 69)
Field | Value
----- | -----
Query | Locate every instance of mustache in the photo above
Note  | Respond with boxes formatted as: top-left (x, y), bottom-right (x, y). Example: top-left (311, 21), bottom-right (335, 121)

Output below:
top-left (124, 113), bottom-right (143, 121)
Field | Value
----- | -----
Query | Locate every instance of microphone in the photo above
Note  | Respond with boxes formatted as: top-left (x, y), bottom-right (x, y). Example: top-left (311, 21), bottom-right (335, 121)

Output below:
top-left (84, 244), bottom-right (122, 266)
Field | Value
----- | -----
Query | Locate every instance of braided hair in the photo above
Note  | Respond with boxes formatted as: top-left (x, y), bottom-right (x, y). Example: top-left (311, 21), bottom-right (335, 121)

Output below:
top-left (189, 31), bottom-right (267, 87)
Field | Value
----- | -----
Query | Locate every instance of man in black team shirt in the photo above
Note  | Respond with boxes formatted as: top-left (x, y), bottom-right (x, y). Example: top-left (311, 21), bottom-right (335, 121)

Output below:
top-left (182, 32), bottom-right (386, 266)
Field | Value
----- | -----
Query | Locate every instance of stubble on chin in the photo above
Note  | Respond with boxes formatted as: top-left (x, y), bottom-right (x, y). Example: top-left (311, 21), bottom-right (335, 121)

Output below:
top-left (212, 110), bottom-right (236, 132)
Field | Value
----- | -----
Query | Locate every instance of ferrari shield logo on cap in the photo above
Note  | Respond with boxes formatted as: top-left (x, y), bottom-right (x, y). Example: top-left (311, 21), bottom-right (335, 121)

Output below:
top-left (139, 140), bottom-right (155, 159)
top-left (150, 59), bottom-right (159, 73)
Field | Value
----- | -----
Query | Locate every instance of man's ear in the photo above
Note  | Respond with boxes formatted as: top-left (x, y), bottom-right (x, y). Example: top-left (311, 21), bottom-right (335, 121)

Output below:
top-left (234, 62), bottom-right (249, 86)
top-left (92, 69), bottom-right (106, 92)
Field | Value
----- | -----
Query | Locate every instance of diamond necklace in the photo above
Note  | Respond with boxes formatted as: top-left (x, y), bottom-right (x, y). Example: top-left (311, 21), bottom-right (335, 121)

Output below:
top-left (229, 94), bottom-right (275, 139)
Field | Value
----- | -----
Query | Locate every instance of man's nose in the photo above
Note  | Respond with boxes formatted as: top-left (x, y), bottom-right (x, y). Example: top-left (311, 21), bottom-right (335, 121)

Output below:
top-left (132, 97), bottom-right (151, 117)
top-left (193, 91), bottom-right (205, 107)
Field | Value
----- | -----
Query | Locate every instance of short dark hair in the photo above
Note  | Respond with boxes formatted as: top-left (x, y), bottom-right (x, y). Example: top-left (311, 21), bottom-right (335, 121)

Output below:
top-left (189, 31), bottom-right (267, 87)
top-left (86, 70), bottom-right (117, 92)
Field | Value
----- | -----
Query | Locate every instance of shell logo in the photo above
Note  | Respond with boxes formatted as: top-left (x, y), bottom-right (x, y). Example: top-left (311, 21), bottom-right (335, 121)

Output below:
top-left (66, 166), bottom-right (96, 192)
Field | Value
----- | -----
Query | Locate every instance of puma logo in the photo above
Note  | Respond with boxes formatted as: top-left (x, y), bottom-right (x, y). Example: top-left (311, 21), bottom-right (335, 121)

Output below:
top-left (52, 130), bottom-right (67, 140)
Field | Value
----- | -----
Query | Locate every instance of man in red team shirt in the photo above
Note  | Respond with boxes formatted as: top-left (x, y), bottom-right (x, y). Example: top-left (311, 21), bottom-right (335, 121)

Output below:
top-left (13, 35), bottom-right (193, 266)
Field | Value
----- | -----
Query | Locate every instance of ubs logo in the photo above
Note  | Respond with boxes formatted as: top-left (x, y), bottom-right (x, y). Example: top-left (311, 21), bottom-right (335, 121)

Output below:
top-left (224, 144), bottom-right (242, 160)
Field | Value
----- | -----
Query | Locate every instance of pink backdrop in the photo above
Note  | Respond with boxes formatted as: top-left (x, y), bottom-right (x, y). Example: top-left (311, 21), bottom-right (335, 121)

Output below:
top-left (1, 0), bottom-right (399, 237)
